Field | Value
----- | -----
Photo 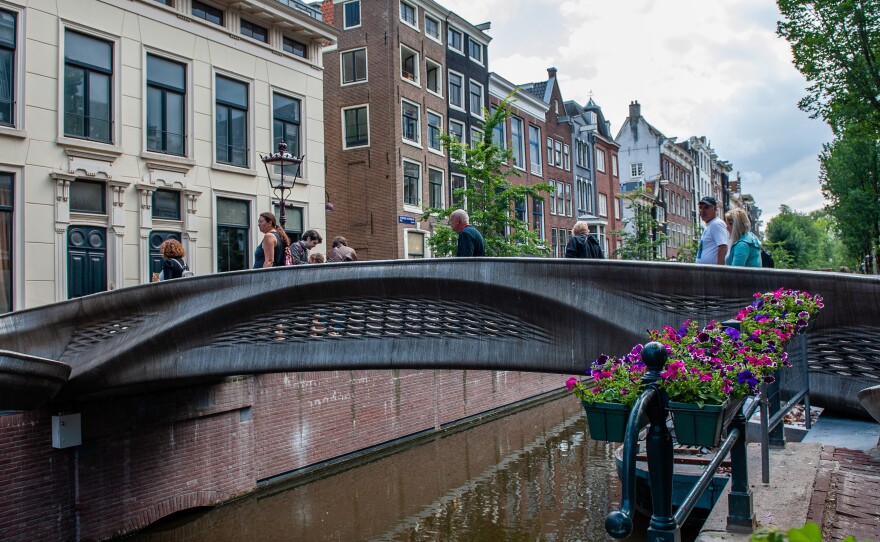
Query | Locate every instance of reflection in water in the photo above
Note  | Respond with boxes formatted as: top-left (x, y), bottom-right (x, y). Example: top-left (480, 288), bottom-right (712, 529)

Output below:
top-left (130, 395), bottom-right (647, 542)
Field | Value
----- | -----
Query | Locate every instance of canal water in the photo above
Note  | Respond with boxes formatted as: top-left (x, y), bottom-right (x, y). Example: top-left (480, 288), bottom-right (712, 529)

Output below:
top-left (130, 394), bottom-right (655, 541)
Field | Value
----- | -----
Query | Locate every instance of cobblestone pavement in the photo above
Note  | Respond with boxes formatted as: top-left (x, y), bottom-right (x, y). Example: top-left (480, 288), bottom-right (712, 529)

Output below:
top-left (807, 446), bottom-right (880, 542)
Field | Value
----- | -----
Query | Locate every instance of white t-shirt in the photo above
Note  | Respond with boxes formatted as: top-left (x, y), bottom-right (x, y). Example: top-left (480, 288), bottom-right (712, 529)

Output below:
top-left (697, 217), bottom-right (729, 265)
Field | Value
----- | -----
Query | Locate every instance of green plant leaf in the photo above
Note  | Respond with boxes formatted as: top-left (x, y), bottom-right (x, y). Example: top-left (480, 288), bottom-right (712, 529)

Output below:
top-left (787, 522), bottom-right (822, 542)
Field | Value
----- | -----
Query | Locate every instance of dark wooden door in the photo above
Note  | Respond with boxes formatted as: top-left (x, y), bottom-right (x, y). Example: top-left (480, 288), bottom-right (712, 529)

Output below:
top-left (67, 226), bottom-right (106, 299)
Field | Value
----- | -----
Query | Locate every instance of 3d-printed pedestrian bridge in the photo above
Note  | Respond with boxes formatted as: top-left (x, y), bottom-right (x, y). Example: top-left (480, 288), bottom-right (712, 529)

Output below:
top-left (1, 259), bottom-right (878, 414)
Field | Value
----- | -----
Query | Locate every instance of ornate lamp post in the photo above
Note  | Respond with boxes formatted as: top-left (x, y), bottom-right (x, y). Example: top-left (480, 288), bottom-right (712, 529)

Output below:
top-left (260, 141), bottom-right (303, 229)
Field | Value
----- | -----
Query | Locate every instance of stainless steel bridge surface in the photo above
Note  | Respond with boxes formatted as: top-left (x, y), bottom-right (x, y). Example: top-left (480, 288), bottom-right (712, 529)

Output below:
top-left (1, 259), bottom-right (877, 413)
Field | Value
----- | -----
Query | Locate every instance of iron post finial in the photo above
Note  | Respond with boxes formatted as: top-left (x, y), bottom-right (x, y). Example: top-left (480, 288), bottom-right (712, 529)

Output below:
top-left (641, 341), bottom-right (667, 385)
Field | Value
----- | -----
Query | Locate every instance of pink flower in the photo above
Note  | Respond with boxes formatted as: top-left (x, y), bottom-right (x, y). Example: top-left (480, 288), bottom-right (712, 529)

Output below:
top-left (699, 373), bottom-right (713, 381)
top-left (565, 377), bottom-right (578, 391)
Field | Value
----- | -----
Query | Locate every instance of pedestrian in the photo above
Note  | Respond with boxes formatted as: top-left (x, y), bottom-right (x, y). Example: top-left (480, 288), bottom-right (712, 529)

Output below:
top-left (309, 253), bottom-right (325, 264)
top-left (327, 236), bottom-right (358, 262)
top-left (564, 221), bottom-right (604, 259)
top-left (448, 209), bottom-right (485, 257)
top-left (289, 229), bottom-right (323, 265)
top-left (696, 196), bottom-right (728, 265)
top-left (724, 208), bottom-right (762, 267)
top-left (152, 238), bottom-right (190, 281)
top-left (253, 212), bottom-right (290, 268)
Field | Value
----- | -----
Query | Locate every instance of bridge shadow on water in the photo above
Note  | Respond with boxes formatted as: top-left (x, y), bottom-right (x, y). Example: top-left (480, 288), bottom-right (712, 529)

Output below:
top-left (124, 394), bottom-right (696, 542)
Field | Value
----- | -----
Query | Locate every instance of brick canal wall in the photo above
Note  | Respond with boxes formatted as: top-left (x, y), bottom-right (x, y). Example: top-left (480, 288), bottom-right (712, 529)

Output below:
top-left (0, 369), bottom-right (563, 540)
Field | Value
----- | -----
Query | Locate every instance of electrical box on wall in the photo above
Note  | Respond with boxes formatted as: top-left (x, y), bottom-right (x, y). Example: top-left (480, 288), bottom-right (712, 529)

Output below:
top-left (51, 413), bottom-right (81, 449)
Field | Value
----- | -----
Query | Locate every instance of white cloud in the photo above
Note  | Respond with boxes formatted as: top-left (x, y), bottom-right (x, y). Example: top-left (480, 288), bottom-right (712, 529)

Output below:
top-left (441, 0), bottom-right (833, 219)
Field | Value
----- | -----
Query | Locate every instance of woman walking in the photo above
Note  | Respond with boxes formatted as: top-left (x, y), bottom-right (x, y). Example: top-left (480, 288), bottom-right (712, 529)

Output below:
top-left (724, 208), bottom-right (762, 267)
top-left (254, 212), bottom-right (290, 268)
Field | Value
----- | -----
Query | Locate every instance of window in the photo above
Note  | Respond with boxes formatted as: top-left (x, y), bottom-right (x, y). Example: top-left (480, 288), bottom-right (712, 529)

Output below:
top-left (528, 125), bottom-right (541, 175)
top-left (154, 0), bottom-right (173, 5)
top-left (341, 48), bottom-right (367, 84)
top-left (548, 180), bottom-right (556, 214)
top-left (468, 80), bottom-right (483, 118)
top-left (468, 40), bottom-right (482, 64)
top-left (70, 180), bottom-right (106, 214)
top-left (551, 228), bottom-right (557, 258)
top-left (533, 198), bottom-right (544, 240)
top-left (403, 160), bottom-right (420, 207)
top-left (146, 55), bottom-right (186, 156)
top-left (556, 182), bottom-right (564, 216)
top-left (215, 75), bottom-right (248, 167)
top-left (240, 20), bottom-right (267, 43)
top-left (559, 229), bottom-right (567, 258)
top-left (554, 141), bottom-right (562, 167)
top-left (448, 119), bottom-right (464, 143)
top-left (470, 128), bottom-right (483, 150)
top-left (492, 110), bottom-right (506, 150)
top-left (400, 45), bottom-right (419, 84)
top-left (427, 110), bottom-right (442, 152)
top-left (401, 100), bottom-right (420, 144)
top-left (514, 197), bottom-right (526, 223)
top-left (450, 173), bottom-right (465, 206)
top-left (216, 197), bottom-right (249, 272)
top-left (631, 162), bottom-right (644, 178)
top-left (0, 173), bottom-right (11, 312)
top-left (599, 193), bottom-right (607, 217)
top-left (399, 1), bottom-right (417, 28)
top-left (565, 183), bottom-right (573, 216)
top-left (596, 149), bottom-right (605, 173)
top-left (0, 10), bottom-right (16, 126)
top-left (343, 1), bottom-right (361, 28)
top-left (564, 144), bottom-right (571, 171)
top-left (152, 189), bottom-right (181, 220)
top-left (273, 93), bottom-right (301, 170)
top-left (192, 1), bottom-right (223, 26)
top-left (510, 116), bottom-right (524, 169)
top-left (448, 71), bottom-right (463, 109)
top-left (426, 59), bottom-right (441, 95)
top-left (428, 168), bottom-right (443, 208)
top-left (64, 31), bottom-right (113, 143)
top-left (283, 37), bottom-right (307, 58)
top-left (425, 14), bottom-right (440, 41)
top-left (547, 138), bottom-right (553, 164)
top-left (406, 230), bottom-right (425, 258)
top-left (447, 27), bottom-right (463, 53)
top-left (343, 105), bottom-right (368, 148)
top-left (615, 196), bottom-right (621, 219)
top-left (612, 154), bottom-right (618, 176)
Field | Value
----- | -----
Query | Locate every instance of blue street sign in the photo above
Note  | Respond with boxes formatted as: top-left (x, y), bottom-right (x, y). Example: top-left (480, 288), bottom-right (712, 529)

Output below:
top-left (398, 215), bottom-right (416, 224)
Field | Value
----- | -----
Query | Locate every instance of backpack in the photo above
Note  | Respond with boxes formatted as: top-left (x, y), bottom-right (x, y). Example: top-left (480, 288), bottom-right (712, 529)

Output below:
top-left (760, 249), bottom-right (774, 269)
top-left (284, 245), bottom-right (294, 266)
top-left (173, 258), bottom-right (195, 278)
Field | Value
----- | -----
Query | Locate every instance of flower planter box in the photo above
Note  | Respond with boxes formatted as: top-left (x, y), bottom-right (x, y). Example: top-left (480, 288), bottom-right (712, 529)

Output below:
top-left (582, 401), bottom-right (631, 442)
top-left (669, 400), bottom-right (728, 447)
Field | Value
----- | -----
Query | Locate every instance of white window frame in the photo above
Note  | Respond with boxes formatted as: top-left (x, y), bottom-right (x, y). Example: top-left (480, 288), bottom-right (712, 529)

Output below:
top-left (404, 228), bottom-right (430, 259)
top-left (340, 47), bottom-right (368, 86)
top-left (448, 118), bottom-right (465, 144)
top-left (631, 162), bottom-right (644, 178)
top-left (399, 0), bottom-right (418, 30)
top-left (447, 69), bottom-right (465, 111)
top-left (57, 22), bottom-right (123, 154)
top-left (2, 165), bottom-right (23, 309)
top-left (0, 3), bottom-right (24, 138)
top-left (468, 79), bottom-right (484, 119)
top-left (402, 158), bottom-right (422, 212)
top-left (548, 179), bottom-right (557, 215)
top-left (565, 183), bottom-right (573, 217)
top-left (424, 13), bottom-right (441, 43)
top-left (563, 144), bottom-right (570, 171)
top-left (554, 140), bottom-right (562, 167)
top-left (596, 149), bottom-right (606, 173)
top-left (528, 124), bottom-right (542, 176)
top-left (450, 172), bottom-right (467, 207)
top-left (142, 47), bottom-right (195, 162)
top-left (467, 39), bottom-right (483, 65)
top-left (399, 44), bottom-right (420, 87)
top-left (343, 0), bottom-right (361, 29)
top-left (447, 26), bottom-right (464, 54)
top-left (510, 116), bottom-right (525, 170)
top-left (427, 166), bottom-right (444, 209)
top-left (612, 154), bottom-right (618, 177)
top-left (341, 103), bottom-right (370, 149)
top-left (401, 98), bottom-right (421, 147)
top-left (546, 137), bottom-right (553, 165)
top-left (469, 127), bottom-right (483, 150)
top-left (425, 58), bottom-right (442, 97)
top-left (599, 193), bottom-right (608, 217)
top-left (426, 109), bottom-right (443, 155)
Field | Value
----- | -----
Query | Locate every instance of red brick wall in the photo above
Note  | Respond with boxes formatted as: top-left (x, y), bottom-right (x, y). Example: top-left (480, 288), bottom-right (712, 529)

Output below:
top-left (0, 369), bottom-right (563, 540)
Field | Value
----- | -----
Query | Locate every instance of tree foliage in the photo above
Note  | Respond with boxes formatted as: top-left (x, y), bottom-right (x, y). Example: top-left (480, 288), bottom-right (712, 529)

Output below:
top-left (421, 94), bottom-right (551, 257)
top-left (777, 0), bottom-right (880, 135)
top-left (819, 128), bottom-right (880, 272)
top-left (765, 205), bottom-right (848, 270)
top-left (610, 189), bottom-right (668, 261)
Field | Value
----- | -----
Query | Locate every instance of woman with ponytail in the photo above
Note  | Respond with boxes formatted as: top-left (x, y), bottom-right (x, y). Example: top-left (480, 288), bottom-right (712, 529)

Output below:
top-left (254, 211), bottom-right (290, 268)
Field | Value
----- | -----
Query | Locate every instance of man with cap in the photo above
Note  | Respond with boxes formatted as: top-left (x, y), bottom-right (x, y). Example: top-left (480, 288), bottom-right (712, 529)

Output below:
top-left (696, 196), bottom-right (728, 265)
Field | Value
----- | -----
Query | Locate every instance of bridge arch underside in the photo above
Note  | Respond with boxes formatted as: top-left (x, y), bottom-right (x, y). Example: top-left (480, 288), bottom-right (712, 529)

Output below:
top-left (0, 259), bottom-right (878, 414)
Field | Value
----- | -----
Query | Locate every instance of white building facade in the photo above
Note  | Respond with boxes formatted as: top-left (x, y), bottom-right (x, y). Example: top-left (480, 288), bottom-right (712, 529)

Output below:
top-left (0, 0), bottom-right (336, 311)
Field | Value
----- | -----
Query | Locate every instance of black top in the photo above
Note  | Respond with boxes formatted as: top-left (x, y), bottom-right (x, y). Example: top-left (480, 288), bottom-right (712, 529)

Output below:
top-left (254, 231), bottom-right (286, 268)
top-left (161, 257), bottom-right (187, 280)
top-left (456, 225), bottom-right (485, 257)
top-left (565, 234), bottom-right (604, 259)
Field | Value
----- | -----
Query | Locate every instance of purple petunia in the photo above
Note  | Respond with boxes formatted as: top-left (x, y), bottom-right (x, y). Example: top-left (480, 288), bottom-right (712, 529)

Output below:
top-left (737, 369), bottom-right (759, 388)
top-left (724, 327), bottom-right (741, 340)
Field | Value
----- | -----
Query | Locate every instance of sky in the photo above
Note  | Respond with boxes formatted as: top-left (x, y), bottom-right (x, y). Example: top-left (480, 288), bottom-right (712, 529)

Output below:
top-left (441, 0), bottom-right (834, 224)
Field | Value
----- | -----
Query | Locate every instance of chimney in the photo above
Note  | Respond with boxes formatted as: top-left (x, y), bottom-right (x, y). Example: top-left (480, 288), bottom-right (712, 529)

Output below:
top-left (629, 100), bottom-right (641, 122)
top-left (319, 0), bottom-right (334, 25)
top-left (605, 120), bottom-right (612, 134)
top-left (547, 67), bottom-right (557, 79)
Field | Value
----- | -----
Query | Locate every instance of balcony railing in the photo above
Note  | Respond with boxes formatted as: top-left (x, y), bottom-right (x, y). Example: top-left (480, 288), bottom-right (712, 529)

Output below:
top-left (271, 0), bottom-right (323, 21)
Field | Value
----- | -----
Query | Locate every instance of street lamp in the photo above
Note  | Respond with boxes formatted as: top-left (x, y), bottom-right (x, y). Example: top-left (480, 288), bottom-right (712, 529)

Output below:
top-left (260, 141), bottom-right (303, 229)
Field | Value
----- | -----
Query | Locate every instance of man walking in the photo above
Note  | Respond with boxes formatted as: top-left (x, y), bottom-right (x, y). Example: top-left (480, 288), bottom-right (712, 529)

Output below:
top-left (290, 229), bottom-right (323, 265)
top-left (696, 197), bottom-right (728, 265)
top-left (449, 209), bottom-right (485, 257)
